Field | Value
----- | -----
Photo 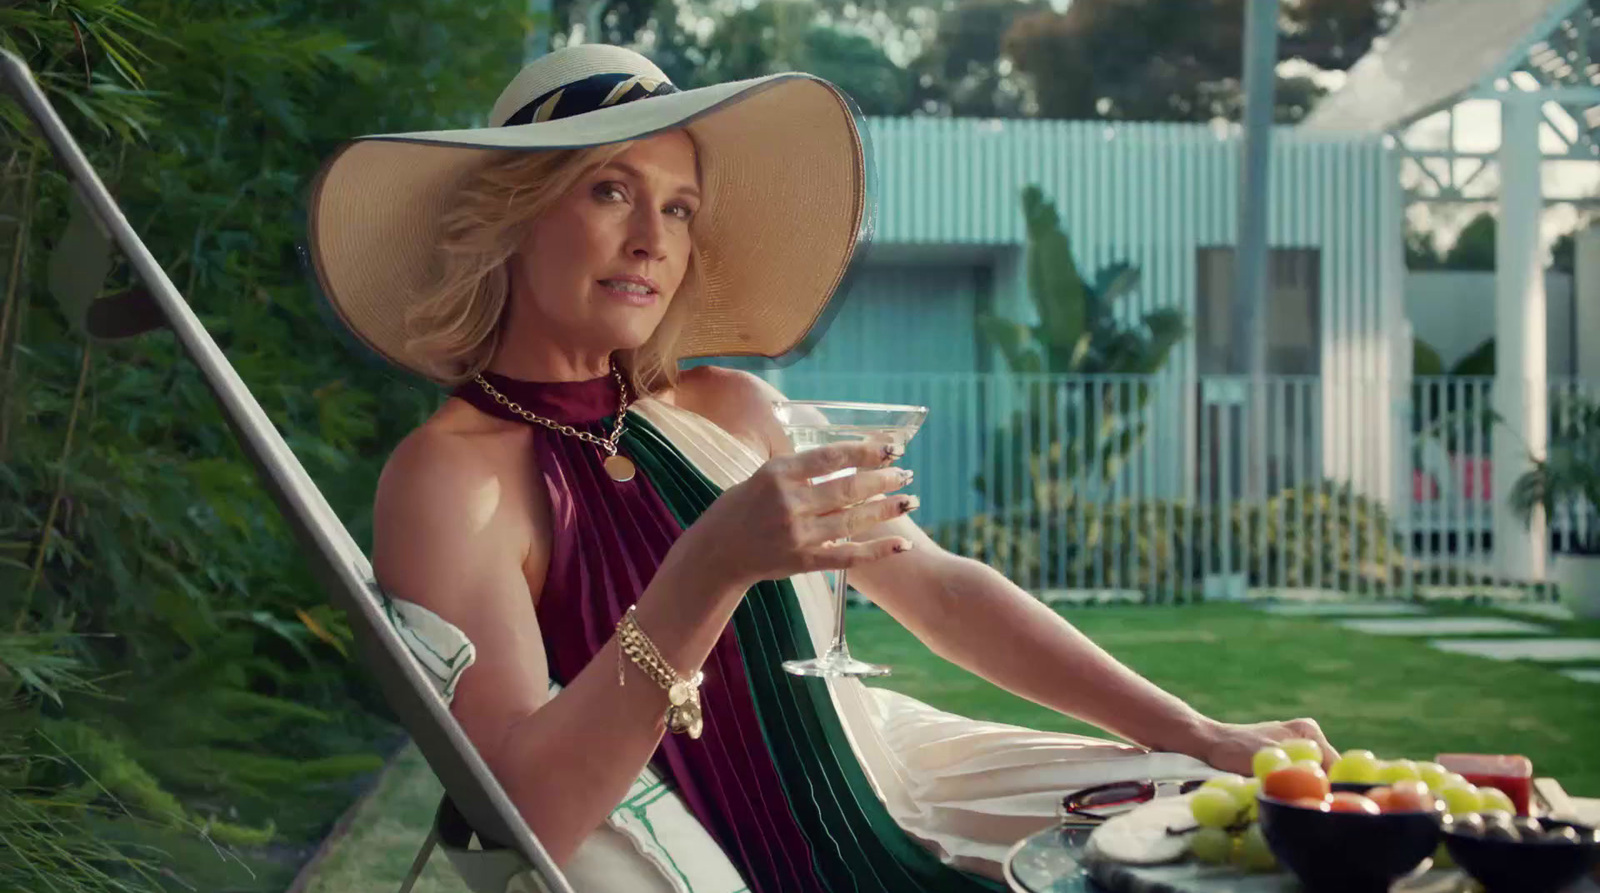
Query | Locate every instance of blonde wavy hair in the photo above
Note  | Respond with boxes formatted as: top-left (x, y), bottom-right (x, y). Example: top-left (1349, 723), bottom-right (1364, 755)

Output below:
top-left (402, 142), bottom-right (704, 395)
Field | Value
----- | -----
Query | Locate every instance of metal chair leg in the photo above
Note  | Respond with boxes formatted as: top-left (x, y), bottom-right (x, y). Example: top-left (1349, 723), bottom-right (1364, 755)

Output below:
top-left (397, 828), bottom-right (440, 893)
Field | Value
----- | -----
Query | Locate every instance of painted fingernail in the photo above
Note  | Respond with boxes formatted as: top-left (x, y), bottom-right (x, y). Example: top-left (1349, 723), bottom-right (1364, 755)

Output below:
top-left (881, 444), bottom-right (904, 464)
top-left (898, 468), bottom-right (915, 486)
top-left (893, 541), bottom-right (913, 553)
top-left (899, 496), bottom-right (920, 513)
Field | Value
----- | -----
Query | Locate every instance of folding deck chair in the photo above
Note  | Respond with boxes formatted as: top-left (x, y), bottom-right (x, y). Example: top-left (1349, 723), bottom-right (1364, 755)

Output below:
top-left (2, 51), bottom-right (573, 893)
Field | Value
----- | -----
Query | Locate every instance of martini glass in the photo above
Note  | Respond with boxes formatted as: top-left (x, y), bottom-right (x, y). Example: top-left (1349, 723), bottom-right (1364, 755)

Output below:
top-left (773, 399), bottom-right (928, 678)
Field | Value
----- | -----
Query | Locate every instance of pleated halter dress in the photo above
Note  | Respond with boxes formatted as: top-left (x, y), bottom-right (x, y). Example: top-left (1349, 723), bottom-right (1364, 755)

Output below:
top-left (450, 369), bottom-right (1003, 893)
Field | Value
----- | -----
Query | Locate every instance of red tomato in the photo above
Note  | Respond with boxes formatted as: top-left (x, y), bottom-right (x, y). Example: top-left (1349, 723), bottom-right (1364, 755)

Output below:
top-left (1264, 764), bottom-right (1332, 803)
top-left (1328, 792), bottom-right (1381, 815)
top-left (1367, 787), bottom-right (1395, 812)
top-left (1385, 780), bottom-right (1441, 813)
top-left (1291, 796), bottom-right (1332, 812)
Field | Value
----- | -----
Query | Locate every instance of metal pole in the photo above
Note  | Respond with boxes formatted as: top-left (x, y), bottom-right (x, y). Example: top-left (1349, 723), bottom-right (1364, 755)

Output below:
top-left (0, 50), bottom-right (576, 893)
top-left (1233, 0), bottom-right (1278, 504)
top-left (525, 0), bottom-right (553, 62)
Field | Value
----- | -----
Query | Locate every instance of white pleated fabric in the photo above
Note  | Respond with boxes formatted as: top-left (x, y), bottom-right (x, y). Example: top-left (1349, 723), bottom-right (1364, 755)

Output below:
top-left (631, 398), bottom-right (1219, 878)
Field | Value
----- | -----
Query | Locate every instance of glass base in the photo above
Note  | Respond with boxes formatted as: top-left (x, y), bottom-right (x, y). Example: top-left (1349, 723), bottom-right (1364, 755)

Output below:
top-left (783, 650), bottom-right (892, 678)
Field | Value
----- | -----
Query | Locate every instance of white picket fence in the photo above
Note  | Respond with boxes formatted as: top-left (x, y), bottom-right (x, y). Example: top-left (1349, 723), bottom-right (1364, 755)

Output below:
top-left (773, 371), bottom-right (1599, 602)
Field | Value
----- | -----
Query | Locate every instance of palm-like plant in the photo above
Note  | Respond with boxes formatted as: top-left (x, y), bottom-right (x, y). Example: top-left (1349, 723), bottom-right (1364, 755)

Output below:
top-left (975, 184), bottom-right (1189, 513)
top-left (1509, 392), bottom-right (1600, 555)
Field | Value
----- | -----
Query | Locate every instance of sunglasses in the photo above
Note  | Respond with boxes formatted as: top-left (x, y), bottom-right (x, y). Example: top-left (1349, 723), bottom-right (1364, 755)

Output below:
top-left (1057, 778), bottom-right (1209, 825)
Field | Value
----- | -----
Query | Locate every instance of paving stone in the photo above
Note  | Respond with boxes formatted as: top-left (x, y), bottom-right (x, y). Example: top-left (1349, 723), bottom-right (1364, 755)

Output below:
top-left (1259, 603), bottom-right (1430, 617)
top-left (1560, 668), bottom-right (1600, 684)
top-left (1428, 638), bottom-right (1600, 662)
top-left (1339, 617), bottom-right (1552, 636)
top-left (1496, 602), bottom-right (1577, 621)
top-left (1038, 589), bottom-right (1144, 605)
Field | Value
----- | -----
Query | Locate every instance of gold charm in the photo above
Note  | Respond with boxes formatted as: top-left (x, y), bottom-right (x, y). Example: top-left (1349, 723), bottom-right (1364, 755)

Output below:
top-left (667, 699), bottom-right (702, 735)
top-left (668, 680), bottom-right (690, 706)
top-left (688, 716), bottom-right (703, 739)
top-left (604, 454), bottom-right (636, 482)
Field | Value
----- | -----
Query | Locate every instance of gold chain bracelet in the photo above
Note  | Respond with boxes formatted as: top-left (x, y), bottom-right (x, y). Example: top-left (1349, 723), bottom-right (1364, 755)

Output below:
top-left (616, 606), bottom-right (704, 739)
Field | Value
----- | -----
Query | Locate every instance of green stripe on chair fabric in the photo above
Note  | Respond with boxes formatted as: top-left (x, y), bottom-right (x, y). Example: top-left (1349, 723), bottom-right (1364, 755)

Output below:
top-left (619, 414), bottom-right (1004, 893)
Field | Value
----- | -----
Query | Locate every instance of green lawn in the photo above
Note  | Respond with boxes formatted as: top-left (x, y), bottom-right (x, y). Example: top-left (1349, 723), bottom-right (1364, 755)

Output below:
top-left (294, 601), bottom-right (1600, 892)
top-left (853, 602), bottom-right (1600, 795)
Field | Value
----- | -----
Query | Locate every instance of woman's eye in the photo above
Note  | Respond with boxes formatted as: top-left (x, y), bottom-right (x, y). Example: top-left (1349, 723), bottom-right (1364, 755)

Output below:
top-left (667, 203), bottom-right (695, 221)
top-left (595, 182), bottom-right (626, 202)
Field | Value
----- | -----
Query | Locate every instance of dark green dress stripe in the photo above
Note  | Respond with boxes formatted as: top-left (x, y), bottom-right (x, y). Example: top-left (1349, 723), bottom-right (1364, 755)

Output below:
top-left (620, 413), bottom-right (1005, 893)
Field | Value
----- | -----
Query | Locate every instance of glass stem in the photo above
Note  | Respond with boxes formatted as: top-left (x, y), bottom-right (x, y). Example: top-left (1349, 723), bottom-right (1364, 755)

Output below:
top-left (829, 540), bottom-right (851, 658)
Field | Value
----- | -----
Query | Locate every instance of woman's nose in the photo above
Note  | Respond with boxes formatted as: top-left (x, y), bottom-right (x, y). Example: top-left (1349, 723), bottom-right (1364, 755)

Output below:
top-left (627, 207), bottom-right (668, 260)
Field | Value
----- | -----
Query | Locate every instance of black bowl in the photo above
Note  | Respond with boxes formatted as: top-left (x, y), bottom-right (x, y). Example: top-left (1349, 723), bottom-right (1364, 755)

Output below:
top-left (1257, 794), bottom-right (1441, 893)
top-left (1441, 814), bottom-right (1600, 893)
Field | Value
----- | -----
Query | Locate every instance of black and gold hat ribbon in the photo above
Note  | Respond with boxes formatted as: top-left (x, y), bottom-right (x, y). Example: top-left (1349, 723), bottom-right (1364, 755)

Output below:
top-left (501, 72), bottom-right (682, 126)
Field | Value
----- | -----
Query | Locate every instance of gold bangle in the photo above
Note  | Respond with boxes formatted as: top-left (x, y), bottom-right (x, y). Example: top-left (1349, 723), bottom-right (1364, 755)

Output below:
top-left (615, 606), bottom-right (704, 739)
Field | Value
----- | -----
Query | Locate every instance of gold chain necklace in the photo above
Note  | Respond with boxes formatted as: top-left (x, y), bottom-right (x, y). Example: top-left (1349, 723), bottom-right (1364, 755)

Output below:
top-left (473, 364), bottom-right (637, 482)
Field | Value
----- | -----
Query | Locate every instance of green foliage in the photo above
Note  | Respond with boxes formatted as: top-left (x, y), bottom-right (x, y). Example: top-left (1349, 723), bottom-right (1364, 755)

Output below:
top-left (665, 1), bottom-right (912, 115)
top-left (2, 1), bottom-right (525, 887)
top-left (941, 480), bottom-right (1397, 595)
top-left (999, 0), bottom-right (1381, 122)
top-left (1442, 212), bottom-right (1496, 271)
top-left (974, 184), bottom-right (1188, 510)
top-left (1511, 392), bottom-right (1600, 555)
top-left (981, 186), bottom-right (1188, 377)
top-left (1405, 223), bottom-right (1442, 270)
top-left (1452, 337), bottom-right (1495, 377)
top-left (1413, 337), bottom-right (1444, 376)
top-left (1549, 230), bottom-right (1576, 274)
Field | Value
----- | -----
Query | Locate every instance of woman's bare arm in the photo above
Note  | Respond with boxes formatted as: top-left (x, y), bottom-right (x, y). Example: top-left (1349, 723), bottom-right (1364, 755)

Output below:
top-left (698, 367), bottom-right (1334, 777)
top-left (372, 427), bottom-right (747, 865)
top-left (371, 418), bottom-right (913, 864)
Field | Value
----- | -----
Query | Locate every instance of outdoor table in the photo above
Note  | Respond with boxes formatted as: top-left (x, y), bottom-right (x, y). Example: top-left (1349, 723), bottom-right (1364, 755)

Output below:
top-left (1001, 796), bottom-right (1600, 893)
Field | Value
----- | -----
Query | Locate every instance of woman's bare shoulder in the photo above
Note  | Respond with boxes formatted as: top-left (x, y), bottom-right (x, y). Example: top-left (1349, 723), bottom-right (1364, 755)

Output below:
top-left (667, 365), bottom-right (785, 458)
top-left (372, 401), bottom-right (545, 605)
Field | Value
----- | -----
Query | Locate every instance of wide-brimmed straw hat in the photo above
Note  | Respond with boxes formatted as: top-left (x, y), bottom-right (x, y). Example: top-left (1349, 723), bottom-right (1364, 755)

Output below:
top-left (306, 44), bottom-right (872, 383)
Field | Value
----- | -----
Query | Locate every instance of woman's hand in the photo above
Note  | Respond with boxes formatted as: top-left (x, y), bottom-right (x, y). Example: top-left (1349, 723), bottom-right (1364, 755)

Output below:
top-left (676, 440), bottom-right (917, 589)
top-left (1195, 717), bottom-right (1338, 776)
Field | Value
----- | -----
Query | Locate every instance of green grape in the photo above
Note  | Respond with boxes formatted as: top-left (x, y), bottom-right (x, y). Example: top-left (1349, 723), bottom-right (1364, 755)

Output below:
top-left (1377, 759), bottom-right (1421, 783)
top-left (1202, 774), bottom-right (1251, 810)
top-left (1433, 841), bottom-right (1456, 870)
top-left (1417, 761), bottom-right (1450, 789)
top-left (1479, 786), bottom-right (1515, 814)
top-left (1189, 827), bottom-right (1233, 865)
top-left (1329, 750), bottom-right (1383, 784)
top-left (1437, 781), bottom-right (1485, 816)
top-left (1190, 788), bottom-right (1244, 829)
top-left (1281, 738), bottom-right (1323, 765)
top-left (1233, 824), bottom-right (1277, 872)
top-left (1238, 778), bottom-right (1263, 813)
top-left (1253, 747), bottom-right (1293, 780)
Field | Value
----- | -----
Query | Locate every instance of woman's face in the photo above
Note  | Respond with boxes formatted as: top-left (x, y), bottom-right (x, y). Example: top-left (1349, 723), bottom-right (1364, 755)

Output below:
top-left (509, 131), bottom-right (700, 355)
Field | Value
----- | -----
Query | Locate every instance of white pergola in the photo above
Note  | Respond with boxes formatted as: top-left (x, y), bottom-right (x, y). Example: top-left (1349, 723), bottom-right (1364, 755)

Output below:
top-left (1304, 0), bottom-right (1600, 583)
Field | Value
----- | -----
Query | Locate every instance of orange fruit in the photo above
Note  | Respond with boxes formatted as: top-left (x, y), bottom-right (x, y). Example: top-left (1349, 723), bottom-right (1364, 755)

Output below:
top-left (1263, 763), bottom-right (1332, 803)
top-left (1328, 792), bottom-right (1381, 815)
top-left (1383, 780), bottom-right (1440, 814)
top-left (1367, 787), bottom-right (1396, 812)
top-left (1290, 796), bottom-right (1332, 812)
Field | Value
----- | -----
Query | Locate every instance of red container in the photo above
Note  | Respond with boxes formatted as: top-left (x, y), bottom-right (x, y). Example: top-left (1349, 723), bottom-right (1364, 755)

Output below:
top-left (1436, 753), bottom-right (1533, 816)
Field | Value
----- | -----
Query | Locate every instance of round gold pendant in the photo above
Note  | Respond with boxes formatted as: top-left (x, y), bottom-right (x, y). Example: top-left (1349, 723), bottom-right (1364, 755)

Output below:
top-left (668, 680), bottom-right (690, 706)
top-left (604, 454), bottom-right (636, 483)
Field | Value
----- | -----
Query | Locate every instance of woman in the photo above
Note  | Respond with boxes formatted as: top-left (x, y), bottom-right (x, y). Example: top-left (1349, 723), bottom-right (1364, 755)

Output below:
top-left (307, 45), bottom-right (1335, 893)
